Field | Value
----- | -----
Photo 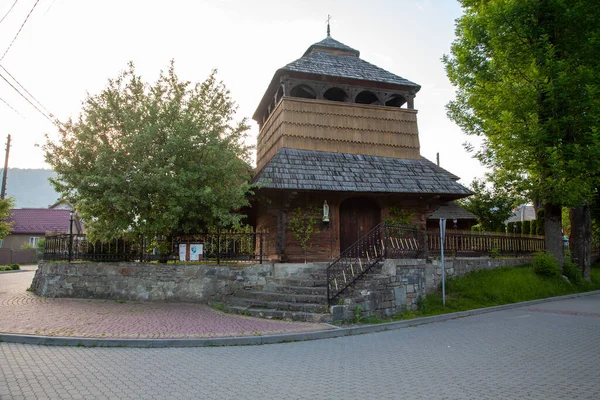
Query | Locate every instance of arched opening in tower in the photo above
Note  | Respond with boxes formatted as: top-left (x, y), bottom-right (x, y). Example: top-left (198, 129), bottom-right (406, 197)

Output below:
top-left (290, 84), bottom-right (317, 99)
top-left (323, 87), bottom-right (348, 102)
top-left (355, 90), bottom-right (379, 105)
top-left (385, 94), bottom-right (406, 108)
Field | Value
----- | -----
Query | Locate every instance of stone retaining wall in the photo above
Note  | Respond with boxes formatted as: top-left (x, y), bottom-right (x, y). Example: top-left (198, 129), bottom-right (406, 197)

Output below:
top-left (33, 257), bottom-right (530, 321)
top-left (32, 262), bottom-right (272, 302)
top-left (330, 257), bottom-right (529, 320)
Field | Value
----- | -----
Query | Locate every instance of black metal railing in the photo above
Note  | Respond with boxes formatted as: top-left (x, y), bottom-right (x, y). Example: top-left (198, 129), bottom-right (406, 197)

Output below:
top-left (44, 234), bottom-right (143, 262)
top-left (172, 232), bottom-right (269, 264)
top-left (326, 223), bottom-right (419, 305)
top-left (43, 231), bottom-right (269, 264)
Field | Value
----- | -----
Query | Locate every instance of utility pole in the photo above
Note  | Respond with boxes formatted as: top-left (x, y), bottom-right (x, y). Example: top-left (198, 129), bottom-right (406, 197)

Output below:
top-left (1, 134), bottom-right (10, 199)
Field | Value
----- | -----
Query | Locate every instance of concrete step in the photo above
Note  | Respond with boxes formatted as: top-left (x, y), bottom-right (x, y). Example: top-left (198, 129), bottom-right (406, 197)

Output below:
top-left (224, 305), bottom-right (332, 323)
top-left (238, 290), bottom-right (326, 304)
top-left (262, 284), bottom-right (327, 296)
top-left (228, 297), bottom-right (329, 313)
top-left (266, 277), bottom-right (327, 287)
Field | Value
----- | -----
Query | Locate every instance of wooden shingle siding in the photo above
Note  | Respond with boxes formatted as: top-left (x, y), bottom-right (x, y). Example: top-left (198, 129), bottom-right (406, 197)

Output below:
top-left (256, 98), bottom-right (420, 170)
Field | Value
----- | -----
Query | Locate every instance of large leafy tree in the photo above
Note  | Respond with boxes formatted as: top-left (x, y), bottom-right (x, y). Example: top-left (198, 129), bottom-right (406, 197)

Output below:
top-left (459, 178), bottom-right (516, 232)
top-left (444, 0), bottom-right (600, 266)
top-left (0, 197), bottom-right (15, 238)
top-left (44, 62), bottom-right (253, 242)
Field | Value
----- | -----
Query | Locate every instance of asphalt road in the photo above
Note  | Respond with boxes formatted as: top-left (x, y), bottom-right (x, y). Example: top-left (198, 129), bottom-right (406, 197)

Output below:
top-left (1, 294), bottom-right (599, 399)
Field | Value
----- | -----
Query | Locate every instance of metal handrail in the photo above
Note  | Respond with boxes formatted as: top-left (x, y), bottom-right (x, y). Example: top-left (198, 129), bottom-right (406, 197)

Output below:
top-left (326, 223), bottom-right (419, 305)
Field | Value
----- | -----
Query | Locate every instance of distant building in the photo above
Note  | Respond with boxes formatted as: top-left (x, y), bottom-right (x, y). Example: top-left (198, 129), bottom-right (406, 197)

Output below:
top-left (427, 202), bottom-right (478, 231)
top-left (2, 208), bottom-right (83, 250)
top-left (506, 205), bottom-right (536, 223)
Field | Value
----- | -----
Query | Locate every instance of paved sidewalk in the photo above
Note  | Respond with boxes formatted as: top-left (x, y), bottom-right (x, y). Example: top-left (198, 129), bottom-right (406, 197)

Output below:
top-left (0, 267), bottom-right (332, 339)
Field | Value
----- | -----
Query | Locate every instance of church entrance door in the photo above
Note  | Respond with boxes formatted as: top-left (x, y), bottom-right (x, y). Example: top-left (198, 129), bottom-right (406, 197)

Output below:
top-left (339, 197), bottom-right (380, 255)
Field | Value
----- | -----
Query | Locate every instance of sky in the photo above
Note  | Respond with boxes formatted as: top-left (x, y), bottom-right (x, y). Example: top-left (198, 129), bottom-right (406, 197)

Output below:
top-left (0, 0), bottom-right (486, 186)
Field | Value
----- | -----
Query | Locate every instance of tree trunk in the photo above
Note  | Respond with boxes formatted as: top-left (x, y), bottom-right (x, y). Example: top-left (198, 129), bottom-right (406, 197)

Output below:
top-left (569, 202), bottom-right (592, 281)
top-left (544, 203), bottom-right (564, 267)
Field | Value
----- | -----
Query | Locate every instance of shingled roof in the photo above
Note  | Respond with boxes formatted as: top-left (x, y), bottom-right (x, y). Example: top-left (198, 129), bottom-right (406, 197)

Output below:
top-left (428, 202), bottom-right (477, 220)
top-left (7, 208), bottom-right (71, 234)
top-left (253, 148), bottom-right (471, 197)
top-left (302, 36), bottom-right (360, 57)
top-left (254, 35), bottom-right (420, 122)
top-left (282, 36), bottom-right (419, 88)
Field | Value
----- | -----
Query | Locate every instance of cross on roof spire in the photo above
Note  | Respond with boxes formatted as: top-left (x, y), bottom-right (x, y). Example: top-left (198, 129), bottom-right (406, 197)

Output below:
top-left (326, 14), bottom-right (331, 36)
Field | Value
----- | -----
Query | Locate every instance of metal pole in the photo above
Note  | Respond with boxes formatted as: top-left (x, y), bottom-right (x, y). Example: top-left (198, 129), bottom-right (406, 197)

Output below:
top-left (68, 210), bottom-right (74, 262)
top-left (440, 218), bottom-right (446, 308)
top-left (259, 233), bottom-right (263, 264)
top-left (1, 134), bottom-right (11, 199)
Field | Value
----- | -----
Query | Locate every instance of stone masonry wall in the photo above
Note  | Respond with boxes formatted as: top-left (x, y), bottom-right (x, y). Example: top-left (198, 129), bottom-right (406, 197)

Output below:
top-left (330, 257), bottom-right (529, 321)
top-left (32, 262), bottom-right (272, 303)
top-left (330, 259), bottom-right (427, 321)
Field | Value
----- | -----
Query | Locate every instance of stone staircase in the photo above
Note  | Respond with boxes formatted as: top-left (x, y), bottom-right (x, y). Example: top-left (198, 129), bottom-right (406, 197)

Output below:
top-left (222, 264), bottom-right (333, 323)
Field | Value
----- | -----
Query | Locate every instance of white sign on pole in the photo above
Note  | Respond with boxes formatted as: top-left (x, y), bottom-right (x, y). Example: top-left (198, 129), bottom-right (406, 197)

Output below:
top-left (439, 218), bottom-right (446, 308)
top-left (190, 244), bottom-right (203, 261)
top-left (179, 244), bottom-right (187, 261)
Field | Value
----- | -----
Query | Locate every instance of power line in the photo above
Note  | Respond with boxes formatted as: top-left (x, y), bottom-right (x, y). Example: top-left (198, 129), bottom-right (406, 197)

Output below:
top-left (0, 0), bottom-right (40, 62)
top-left (0, 70), bottom-right (57, 126)
top-left (0, 0), bottom-right (19, 26)
top-left (0, 64), bottom-right (54, 118)
top-left (0, 95), bottom-right (24, 118)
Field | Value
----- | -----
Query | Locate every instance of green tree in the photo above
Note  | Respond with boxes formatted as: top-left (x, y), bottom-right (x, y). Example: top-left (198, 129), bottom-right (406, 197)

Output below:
top-left (444, 0), bottom-right (600, 267)
top-left (0, 197), bottom-right (14, 238)
top-left (44, 62), bottom-right (253, 243)
top-left (458, 178), bottom-right (515, 232)
top-left (287, 206), bottom-right (321, 263)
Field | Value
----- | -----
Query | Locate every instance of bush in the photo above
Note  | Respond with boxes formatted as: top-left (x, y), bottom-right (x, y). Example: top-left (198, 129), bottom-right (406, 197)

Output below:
top-left (507, 222), bottom-right (515, 233)
top-left (515, 221), bottom-right (523, 234)
top-left (530, 219), bottom-right (538, 235)
top-left (523, 220), bottom-right (531, 235)
top-left (532, 252), bottom-right (561, 278)
top-left (563, 261), bottom-right (583, 285)
top-left (536, 209), bottom-right (545, 235)
top-left (10, 264), bottom-right (19, 270)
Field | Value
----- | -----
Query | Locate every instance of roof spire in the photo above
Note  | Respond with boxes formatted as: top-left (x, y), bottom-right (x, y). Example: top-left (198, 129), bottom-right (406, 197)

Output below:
top-left (326, 14), bottom-right (331, 36)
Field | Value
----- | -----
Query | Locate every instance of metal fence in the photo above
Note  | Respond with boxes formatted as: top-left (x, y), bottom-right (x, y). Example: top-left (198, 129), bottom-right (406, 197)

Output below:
top-left (43, 231), bottom-right (270, 264)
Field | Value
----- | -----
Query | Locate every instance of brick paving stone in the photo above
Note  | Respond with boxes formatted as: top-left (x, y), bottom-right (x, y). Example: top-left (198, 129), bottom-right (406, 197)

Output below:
top-left (0, 269), bottom-right (331, 338)
top-left (2, 295), bottom-right (598, 399)
top-left (1, 268), bottom-right (599, 399)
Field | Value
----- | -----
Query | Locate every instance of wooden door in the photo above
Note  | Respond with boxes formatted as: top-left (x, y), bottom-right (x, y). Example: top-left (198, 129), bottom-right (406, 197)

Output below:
top-left (339, 197), bottom-right (380, 254)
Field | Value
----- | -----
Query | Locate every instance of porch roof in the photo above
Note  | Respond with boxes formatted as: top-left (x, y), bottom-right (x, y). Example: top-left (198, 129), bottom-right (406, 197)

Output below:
top-left (252, 148), bottom-right (471, 197)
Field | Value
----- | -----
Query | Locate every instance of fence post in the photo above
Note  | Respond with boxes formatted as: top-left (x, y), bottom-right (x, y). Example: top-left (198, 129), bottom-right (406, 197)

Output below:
top-left (68, 211), bottom-right (74, 262)
top-left (216, 230), bottom-right (221, 265)
top-left (259, 233), bottom-right (264, 264)
top-left (420, 230), bottom-right (429, 260)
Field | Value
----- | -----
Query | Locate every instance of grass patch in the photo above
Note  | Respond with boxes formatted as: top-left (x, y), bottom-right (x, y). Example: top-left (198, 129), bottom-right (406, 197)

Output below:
top-left (408, 264), bottom-right (600, 318)
top-left (0, 264), bottom-right (20, 271)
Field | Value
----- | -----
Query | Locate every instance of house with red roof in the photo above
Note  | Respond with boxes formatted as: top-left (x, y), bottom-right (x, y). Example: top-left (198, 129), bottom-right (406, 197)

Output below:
top-left (1, 208), bottom-right (84, 251)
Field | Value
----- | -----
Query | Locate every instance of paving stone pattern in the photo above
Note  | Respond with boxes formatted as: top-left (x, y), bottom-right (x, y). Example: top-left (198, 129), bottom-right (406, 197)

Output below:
top-left (0, 270), bottom-right (329, 338)
top-left (1, 294), bottom-right (599, 399)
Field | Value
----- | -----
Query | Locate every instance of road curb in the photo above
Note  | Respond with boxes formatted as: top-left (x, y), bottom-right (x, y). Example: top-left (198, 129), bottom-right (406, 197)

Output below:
top-left (2, 289), bottom-right (599, 348)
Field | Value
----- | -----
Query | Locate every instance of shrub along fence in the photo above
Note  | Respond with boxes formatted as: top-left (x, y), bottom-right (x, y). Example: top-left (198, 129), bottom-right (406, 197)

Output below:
top-left (43, 232), bottom-right (270, 264)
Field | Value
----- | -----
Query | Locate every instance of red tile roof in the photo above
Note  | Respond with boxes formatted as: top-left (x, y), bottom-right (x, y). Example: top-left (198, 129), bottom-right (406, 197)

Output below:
top-left (7, 208), bottom-right (71, 234)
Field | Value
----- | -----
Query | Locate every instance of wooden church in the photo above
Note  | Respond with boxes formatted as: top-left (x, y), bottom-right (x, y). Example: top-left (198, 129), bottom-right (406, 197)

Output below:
top-left (251, 29), bottom-right (470, 262)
